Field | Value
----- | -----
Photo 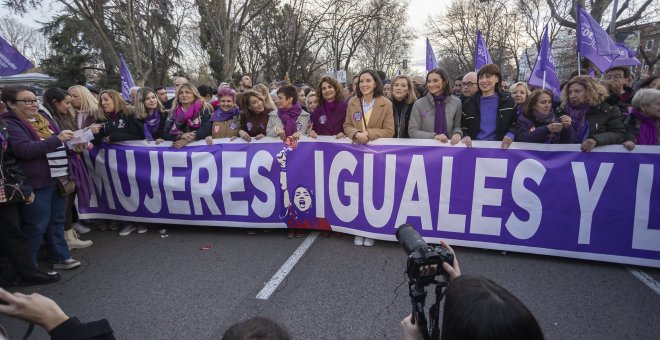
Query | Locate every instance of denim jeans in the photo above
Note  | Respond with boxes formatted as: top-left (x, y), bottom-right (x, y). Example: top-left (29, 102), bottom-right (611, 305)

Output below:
top-left (20, 184), bottom-right (71, 265)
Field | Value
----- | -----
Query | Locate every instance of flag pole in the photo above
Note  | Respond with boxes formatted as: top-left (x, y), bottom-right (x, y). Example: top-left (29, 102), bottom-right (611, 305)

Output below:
top-left (578, 52), bottom-right (582, 75)
top-left (543, 70), bottom-right (546, 90)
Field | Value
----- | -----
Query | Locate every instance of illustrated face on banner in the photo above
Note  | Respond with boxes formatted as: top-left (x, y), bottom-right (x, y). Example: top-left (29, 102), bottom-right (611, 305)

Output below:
top-left (249, 96), bottom-right (265, 113)
top-left (568, 84), bottom-right (587, 107)
top-left (219, 96), bottom-right (235, 112)
top-left (293, 187), bottom-right (312, 212)
top-left (321, 82), bottom-right (336, 102)
top-left (101, 93), bottom-right (115, 114)
top-left (145, 92), bottom-right (159, 110)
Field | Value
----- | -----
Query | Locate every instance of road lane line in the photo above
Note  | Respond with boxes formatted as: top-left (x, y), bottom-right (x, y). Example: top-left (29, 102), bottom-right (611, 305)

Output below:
top-left (256, 232), bottom-right (319, 300)
top-left (628, 267), bottom-right (660, 296)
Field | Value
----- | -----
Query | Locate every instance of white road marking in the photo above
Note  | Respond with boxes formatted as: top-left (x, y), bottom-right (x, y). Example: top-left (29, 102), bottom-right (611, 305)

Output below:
top-left (628, 267), bottom-right (660, 296)
top-left (256, 232), bottom-right (319, 300)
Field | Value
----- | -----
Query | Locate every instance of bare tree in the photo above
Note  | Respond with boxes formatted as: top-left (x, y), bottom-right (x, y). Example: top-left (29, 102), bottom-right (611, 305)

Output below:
top-left (546, 0), bottom-right (655, 31)
top-left (0, 16), bottom-right (49, 66)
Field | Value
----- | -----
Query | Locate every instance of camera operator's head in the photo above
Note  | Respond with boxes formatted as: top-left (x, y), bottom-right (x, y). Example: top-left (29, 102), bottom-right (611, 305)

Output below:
top-left (222, 316), bottom-right (290, 340)
top-left (441, 274), bottom-right (544, 340)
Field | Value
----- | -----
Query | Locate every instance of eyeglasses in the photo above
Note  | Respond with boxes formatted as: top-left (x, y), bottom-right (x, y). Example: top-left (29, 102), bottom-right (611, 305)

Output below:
top-left (462, 82), bottom-right (476, 87)
top-left (15, 99), bottom-right (39, 105)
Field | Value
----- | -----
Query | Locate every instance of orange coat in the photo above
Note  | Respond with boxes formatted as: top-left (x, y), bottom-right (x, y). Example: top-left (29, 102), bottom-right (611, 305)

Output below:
top-left (343, 96), bottom-right (394, 140)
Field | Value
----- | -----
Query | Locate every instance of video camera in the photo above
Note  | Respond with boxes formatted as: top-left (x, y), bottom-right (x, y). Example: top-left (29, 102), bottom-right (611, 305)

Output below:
top-left (396, 224), bottom-right (454, 340)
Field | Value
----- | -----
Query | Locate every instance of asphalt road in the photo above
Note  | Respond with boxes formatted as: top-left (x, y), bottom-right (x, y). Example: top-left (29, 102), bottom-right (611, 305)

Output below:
top-left (1, 224), bottom-right (659, 339)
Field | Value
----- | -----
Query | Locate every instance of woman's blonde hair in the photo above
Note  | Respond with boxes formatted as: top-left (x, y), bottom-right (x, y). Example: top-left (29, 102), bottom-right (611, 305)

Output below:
top-left (252, 84), bottom-right (277, 109)
top-left (133, 87), bottom-right (164, 120)
top-left (98, 90), bottom-right (132, 119)
top-left (172, 83), bottom-right (212, 112)
top-left (389, 75), bottom-right (417, 104)
top-left (68, 85), bottom-right (102, 121)
top-left (561, 76), bottom-right (608, 107)
top-left (511, 82), bottom-right (530, 97)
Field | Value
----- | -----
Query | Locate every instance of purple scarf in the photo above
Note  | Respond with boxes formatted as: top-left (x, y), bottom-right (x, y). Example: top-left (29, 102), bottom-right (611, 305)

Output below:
top-left (211, 106), bottom-right (240, 122)
top-left (171, 101), bottom-right (203, 134)
top-left (278, 102), bottom-right (303, 136)
top-left (533, 109), bottom-right (555, 124)
top-left (631, 109), bottom-right (658, 145)
top-left (432, 95), bottom-right (448, 135)
top-left (564, 103), bottom-right (590, 143)
top-left (143, 110), bottom-right (161, 141)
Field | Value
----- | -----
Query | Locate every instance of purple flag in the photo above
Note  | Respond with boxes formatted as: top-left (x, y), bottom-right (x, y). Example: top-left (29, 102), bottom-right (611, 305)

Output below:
top-left (577, 5), bottom-right (619, 72)
top-left (588, 68), bottom-right (596, 77)
top-left (0, 35), bottom-right (33, 76)
top-left (475, 30), bottom-right (493, 71)
top-left (119, 53), bottom-right (136, 101)
top-left (610, 43), bottom-right (641, 68)
top-left (528, 24), bottom-right (561, 100)
top-left (425, 38), bottom-right (438, 72)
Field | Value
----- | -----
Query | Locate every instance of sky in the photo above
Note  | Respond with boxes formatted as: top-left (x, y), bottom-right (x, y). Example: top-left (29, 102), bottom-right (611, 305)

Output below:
top-left (6, 0), bottom-right (451, 74)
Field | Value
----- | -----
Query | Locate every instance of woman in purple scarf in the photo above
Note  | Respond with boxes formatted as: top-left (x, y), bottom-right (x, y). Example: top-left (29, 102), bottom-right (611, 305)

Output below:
top-left (165, 84), bottom-right (213, 148)
top-left (556, 76), bottom-right (625, 152)
top-left (267, 85), bottom-right (311, 141)
top-left (308, 76), bottom-right (347, 139)
top-left (409, 68), bottom-right (462, 143)
top-left (199, 87), bottom-right (241, 144)
top-left (516, 89), bottom-right (573, 144)
top-left (134, 88), bottom-right (168, 144)
top-left (623, 88), bottom-right (660, 150)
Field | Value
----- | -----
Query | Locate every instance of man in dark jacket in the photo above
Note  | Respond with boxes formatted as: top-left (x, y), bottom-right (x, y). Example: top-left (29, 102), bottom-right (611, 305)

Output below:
top-left (461, 64), bottom-right (518, 149)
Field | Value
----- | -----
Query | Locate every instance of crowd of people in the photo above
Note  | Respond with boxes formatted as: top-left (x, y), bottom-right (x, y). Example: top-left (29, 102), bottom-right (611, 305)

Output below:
top-left (0, 64), bottom-right (659, 287)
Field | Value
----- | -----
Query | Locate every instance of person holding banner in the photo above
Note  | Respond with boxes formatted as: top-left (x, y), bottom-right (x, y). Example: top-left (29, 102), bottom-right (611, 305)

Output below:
top-left (623, 88), bottom-right (660, 150)
top-left (166, 84), bottom-right (213, 148)
top-left (408, 68), bottom-right (462, 143)
top-left (199, 87), bottom-right (241, 143)
top-left (461, 64), bottom-right (518, 149)
top-left (557, 76), bottom-right (626, 151)
top-left (0, 116), bottom-right (61, 285)
top-left (42, 88), bottom-right (95, 250)
top-left (1, 86), bottom-right (81, 270)
top-left (308, 76), bottom-right (347, 139)
top-left (267, 85), bottom-right (311, 141)
top-left (134, 87), bottom-right (169, 144)
top-left (516, 89), bottom-right (573, 144)
top-left (343, 69), bottom-right (394, 247)
top-left (511, 82), bottom-right (530, 116)
top-left (389, 75), bottom-right (416, 138)
top-left (98, 90), bottom-right (144, 143)
top-left (237, 90), bottom-right (273, 142)
top-left (68, 85), bottom-right (103, 131)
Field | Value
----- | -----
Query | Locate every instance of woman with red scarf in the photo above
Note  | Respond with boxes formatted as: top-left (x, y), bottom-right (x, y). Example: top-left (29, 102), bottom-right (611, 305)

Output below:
top-left (267, 85), bottom-right (311, 141)
top-left (623, 88), bottom-right (660, 150)
top-left (166, 84), bottom-right (213, 148)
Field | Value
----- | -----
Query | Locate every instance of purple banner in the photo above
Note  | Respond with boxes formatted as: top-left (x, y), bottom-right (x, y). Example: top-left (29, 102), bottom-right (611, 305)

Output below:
top-left (528, 24), bottom-right (560, 101)
top-left (611, 43), bottom-right (641, 68)
top-left (119, 53), bottom-right (135, 101)
top-left (0, 35), bottom-right (33, 76)
top-left (79, 137), bottom-right (660, 268)
top-left (475, 30), bottom-right (492, 71)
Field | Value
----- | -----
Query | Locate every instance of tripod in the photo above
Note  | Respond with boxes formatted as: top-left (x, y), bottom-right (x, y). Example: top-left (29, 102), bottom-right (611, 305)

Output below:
top-left (408, 278), bottom-right (448, 340)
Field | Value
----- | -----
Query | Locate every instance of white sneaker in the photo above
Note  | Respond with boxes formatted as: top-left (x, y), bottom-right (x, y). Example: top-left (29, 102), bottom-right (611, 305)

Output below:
top-left (363, 238), bottom-right (375, 247)
top-left (119, 224), bottom-right (137, 236)
top-left (72, 222), bottom-right (91, 234)
top-left (353, 236), bottom-right (364, 246)
top-left (137, 224), bottom-right (148, 234)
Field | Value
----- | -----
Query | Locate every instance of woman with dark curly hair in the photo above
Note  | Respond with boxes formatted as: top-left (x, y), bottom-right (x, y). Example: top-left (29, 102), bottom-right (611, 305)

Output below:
top-left (556, 76), bottom-right (626, 151)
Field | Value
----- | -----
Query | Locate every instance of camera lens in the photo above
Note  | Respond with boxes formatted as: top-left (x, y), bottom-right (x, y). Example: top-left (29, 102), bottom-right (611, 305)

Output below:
top-left (396, 224), bottom-right (428, 255)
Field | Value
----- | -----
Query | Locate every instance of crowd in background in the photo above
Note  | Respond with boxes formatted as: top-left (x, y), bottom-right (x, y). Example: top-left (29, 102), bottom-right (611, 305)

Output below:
top-left (0, 64), bottom-right (659, 287)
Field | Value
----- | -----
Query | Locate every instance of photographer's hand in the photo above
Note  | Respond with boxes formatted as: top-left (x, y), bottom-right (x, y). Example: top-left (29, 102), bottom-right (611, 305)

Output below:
top-left (440, 241), bottom-right (461, 282)
top-left (0, 288), bottom-right (69, 332)
top-left (401, 314), bottom-right (423, 340)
